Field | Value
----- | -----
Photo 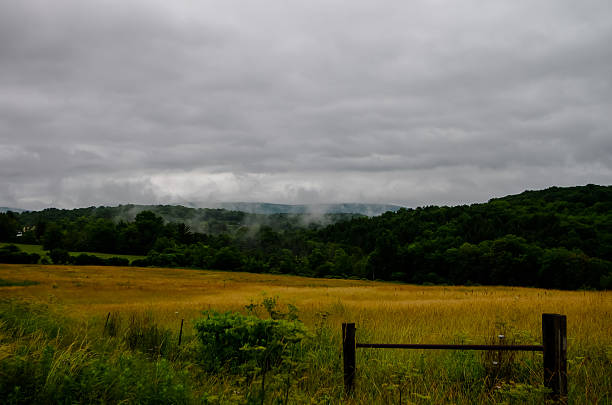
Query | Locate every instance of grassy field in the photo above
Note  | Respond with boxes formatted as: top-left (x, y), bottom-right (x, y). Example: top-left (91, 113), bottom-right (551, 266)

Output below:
top-left (0, 242), bottom-right (47, 255)
top-left (0, 263), bottom-right (610, 404)
top-left (0, 242), bottom-right (145, 262)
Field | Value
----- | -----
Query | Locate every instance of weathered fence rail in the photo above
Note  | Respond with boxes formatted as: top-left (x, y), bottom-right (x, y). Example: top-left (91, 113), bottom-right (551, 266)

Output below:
top-left (342, 313), bottom-right (567, 399)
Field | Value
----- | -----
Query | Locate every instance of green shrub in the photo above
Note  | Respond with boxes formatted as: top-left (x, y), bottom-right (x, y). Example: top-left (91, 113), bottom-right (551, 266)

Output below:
top-left (73, 253), bottom-right (130, 266)
top-left (49, 249), bottom-right (71, 264)
top-left (131, 258), bottom-right (151, 267)
top-left (73, 253), bottom-right (104, 265)
top-left (0, 244), bottom-right (40, 264)
top-left (105, 256), bottom-right (129, 266)
top-left (193, 311), bottom-right (308, 374)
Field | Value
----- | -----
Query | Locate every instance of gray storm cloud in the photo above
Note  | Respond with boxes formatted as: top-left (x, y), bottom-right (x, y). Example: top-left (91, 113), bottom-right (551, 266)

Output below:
top-left (1, 0), bottom-right (611, 210)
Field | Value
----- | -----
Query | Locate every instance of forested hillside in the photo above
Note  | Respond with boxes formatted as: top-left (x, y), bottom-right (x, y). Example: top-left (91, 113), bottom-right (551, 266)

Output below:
top-left (317, 184), bottom-right (612, 289)
top-left (1, 185), bottom-right (610, 289)
top-left (13, 204), bottom-right (362, 235)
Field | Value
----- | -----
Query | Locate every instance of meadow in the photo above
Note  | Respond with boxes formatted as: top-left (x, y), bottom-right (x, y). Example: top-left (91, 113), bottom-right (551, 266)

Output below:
top-left (0, 263), bottom-right (610, 404)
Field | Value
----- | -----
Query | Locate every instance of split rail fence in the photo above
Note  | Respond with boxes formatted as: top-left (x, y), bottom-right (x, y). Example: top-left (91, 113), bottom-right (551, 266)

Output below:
top-left (342, 313), bottom-right (567, 399)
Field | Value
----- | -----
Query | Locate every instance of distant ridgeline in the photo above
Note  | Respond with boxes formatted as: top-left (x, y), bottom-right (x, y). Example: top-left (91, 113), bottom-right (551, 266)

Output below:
top-left (184, 202), bottom-right (403, 215)
top-left (12, 204), bottom-right (368, 234)
top-left (1, 184), bottom-right (611, 290)
top-left (0, 207), bottom-right (25, 214)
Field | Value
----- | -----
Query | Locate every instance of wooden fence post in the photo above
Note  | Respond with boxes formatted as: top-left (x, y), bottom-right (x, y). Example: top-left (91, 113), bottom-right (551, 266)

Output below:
top-left (542, 313), bottom-right (567, 399)
top-left (342, 322), bottom-right (356, 395)
top-left (178, 319), bottom-right (184, 346)
top-left (103, 312), bottom-right (110, 333)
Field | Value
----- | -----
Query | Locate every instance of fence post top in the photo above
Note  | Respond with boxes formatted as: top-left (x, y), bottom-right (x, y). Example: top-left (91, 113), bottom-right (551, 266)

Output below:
top-left (542, 313), bottom-right (566, 318)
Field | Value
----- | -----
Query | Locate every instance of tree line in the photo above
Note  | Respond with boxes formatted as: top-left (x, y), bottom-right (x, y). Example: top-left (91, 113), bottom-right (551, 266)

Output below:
top-left (1, 184), bottom-right (611, 289)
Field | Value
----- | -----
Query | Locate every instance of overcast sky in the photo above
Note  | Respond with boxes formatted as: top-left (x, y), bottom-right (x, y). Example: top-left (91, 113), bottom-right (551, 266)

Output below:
top-left (1, 0), bottom-right (611, 210)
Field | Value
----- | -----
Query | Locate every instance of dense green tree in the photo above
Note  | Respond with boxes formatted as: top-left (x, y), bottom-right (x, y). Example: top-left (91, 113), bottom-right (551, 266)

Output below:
top-left (211, 246), bottom-right (243, 270)
top-left (42, 223), bottom-right (65, 251)
top-left (49, 248), bottom-right (71, 264)
top-left (0, 213), bottom-right (19, 242)
top-left (84, 219), bottom-right (118, 253)
top-left (134, 211), bottom-right (164, 254)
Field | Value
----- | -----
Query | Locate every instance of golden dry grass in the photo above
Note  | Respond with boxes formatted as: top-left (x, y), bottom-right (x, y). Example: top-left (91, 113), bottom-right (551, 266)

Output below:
top-left (1, 263), bottom-right (611, 403)
top-left (1, 263), bottom-right (610, 351)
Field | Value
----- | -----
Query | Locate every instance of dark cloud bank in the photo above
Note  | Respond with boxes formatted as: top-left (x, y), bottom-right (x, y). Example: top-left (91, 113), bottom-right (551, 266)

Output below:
top-left (1, 0), bottom-right (611, 210)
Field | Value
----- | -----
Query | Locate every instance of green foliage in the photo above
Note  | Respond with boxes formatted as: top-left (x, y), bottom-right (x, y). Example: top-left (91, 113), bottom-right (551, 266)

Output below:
top-left (0, 244), bottom-right (40, 264)
top-left (49, 248), bottom-right (71, 264)
top-left (211, 246), bottom-right (243, 270)
top-left (0, 346), bottom-right (192, 405)
top-left (7, 185), bottom-right (612, 289)
top-left (319, 185), bottom-right (612, 289)
top-left (42, 223), bottom-right (64, 251)
top-left (135, 210), bottom-right (165, 254)
top-left (0, 212), bottom-right (19, 242)
top-left (193, 310), bottom-right (308, 374)
top-left (259, 295), bottom-right (300, 321)
top-left (131, 257), bottom-right (152, 267)
top-left (104, 256), bottom-right (130, 266)
top-left (0, 301), bottom-right (192, 404)
top-left (73, 253), bottom-right (105, 265)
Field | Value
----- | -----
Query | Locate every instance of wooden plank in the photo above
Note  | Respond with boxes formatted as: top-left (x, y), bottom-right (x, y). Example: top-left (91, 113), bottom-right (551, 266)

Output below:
top-left (356, 343), bottom-right (543, 351)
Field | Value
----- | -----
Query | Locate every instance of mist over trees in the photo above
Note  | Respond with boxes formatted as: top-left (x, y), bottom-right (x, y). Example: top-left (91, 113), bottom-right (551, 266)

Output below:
top-left (2, 185), bottom-right (611, 290)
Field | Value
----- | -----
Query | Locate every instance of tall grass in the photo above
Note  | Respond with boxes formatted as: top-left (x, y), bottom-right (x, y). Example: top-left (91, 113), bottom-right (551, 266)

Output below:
top-left (0, 264), bottom-right (610, 403)
top-left (0, 300), bottom-right (192, 404)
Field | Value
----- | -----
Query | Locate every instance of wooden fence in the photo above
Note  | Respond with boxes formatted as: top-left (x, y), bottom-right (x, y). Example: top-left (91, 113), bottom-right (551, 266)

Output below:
top-left (342, 313), bottom-right (567, 399)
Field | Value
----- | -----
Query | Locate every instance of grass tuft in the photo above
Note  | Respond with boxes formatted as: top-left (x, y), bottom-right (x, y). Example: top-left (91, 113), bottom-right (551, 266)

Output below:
top-left (0, 278), bottom-right (39, 287)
